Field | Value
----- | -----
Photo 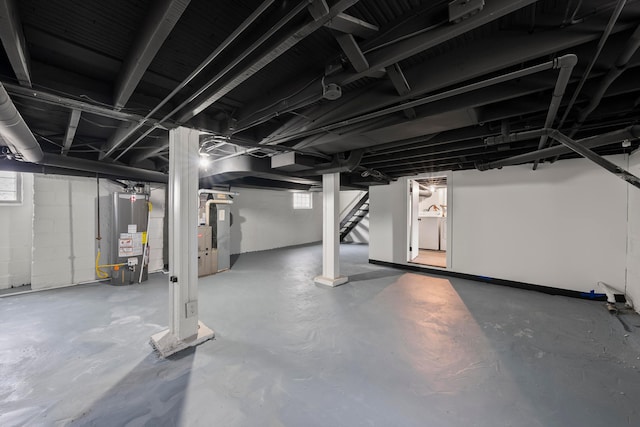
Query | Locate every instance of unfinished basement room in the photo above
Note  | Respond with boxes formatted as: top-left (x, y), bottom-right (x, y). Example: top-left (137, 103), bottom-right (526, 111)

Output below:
top-left (2, 0), bottom-right (640, 426)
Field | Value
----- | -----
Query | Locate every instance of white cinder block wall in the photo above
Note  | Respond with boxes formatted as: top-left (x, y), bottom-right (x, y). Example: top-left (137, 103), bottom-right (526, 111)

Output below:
top-left (370, 155), bottom-right (630, 295)
top-left (0, 173), bottom-right (33, 289)
top-left (229, 188), bottom-right (322, 254)
top-left (148, 185), bottom-right (166, 272)
top-left (30, 175), bottom-right (152, 290)
top-left (32, 175), bottom-right (102, 289)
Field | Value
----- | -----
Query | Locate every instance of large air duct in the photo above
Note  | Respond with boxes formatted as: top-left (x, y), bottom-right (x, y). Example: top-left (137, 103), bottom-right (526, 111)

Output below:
top-left (41, 153), bottom-right (168, 183)
top-left (0, 83), bottom-right (43, 163)
top-left (0, 83), bottom-right (167, 182)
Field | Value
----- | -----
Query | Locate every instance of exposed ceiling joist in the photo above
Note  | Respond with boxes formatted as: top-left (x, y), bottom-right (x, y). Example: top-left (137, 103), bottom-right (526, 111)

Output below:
top-left (114, 0), bottom-right (191, 110)
top-left (129, 142), bottom-right (169, 165)
top-left (272, 14), bottom-right (639, 142)
top-left (24, 27), bottom-right (206, 98)
top-left (0, 0), bottom-right (31, 87)
top-left (61, 109), bottom-right (81, 156)
top-left (335, 33), bottom-right (369, 72)
top-left (325, 13), bottom-right (379, 38)
top-left (100, 0), bottom-right (278, 161)
top-left (234, 0), bottom-right (538, 131)
top-left (177, 0), bottom-right (362, 123)
top-left (2, 81), bottom-right (161, 123)
top-left (386, 63), bottom-right (410, 96)
top-left (339, 0), bottom-right (539, 86)
top-left (308, 0), bottom-right (330, 20)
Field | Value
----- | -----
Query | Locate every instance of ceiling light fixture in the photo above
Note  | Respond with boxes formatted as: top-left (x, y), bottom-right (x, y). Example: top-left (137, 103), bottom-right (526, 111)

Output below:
top-left (199, 155), bottom-right (210, 168)
top-left (321, 76), bottom-right (342, 100)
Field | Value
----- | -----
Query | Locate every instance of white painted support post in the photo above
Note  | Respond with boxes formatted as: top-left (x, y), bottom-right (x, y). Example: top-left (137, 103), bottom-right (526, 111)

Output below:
top-left (314, 172), bottom-right (348, 287)
top-left (150, 127), bottom-right (214, 357)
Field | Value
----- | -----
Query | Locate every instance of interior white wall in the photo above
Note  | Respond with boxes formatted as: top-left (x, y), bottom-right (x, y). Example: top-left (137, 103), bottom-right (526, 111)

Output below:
top-left (340, 190), bottom-right (369, 244)
top-left (627, 150), bottom-right (640, 309)
top-left (31, 175), bottom-right (101, 289)
top-left (229, 188), bottom-right (322, 254)
top-left (30, 175), bottom-right (139, 290)
top-left (148, 185), bottom-right (166, 272)
top-left (370, 179), bottom-right (407, 263)
top-left (0, 173), bottom-right (33, 289)
top-left (370, 156), bottom-right (629, 293)
top-left (452, 157), bottom-right (628, 292)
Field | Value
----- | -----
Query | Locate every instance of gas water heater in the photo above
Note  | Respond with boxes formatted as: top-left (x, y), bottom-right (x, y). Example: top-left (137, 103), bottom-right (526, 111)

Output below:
top-left (111, 191), bottom-right (150, 285)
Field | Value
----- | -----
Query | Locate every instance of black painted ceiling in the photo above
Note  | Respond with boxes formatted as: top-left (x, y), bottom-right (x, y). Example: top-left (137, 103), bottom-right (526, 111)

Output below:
top-left (1, 0), bottom-right (640, 189)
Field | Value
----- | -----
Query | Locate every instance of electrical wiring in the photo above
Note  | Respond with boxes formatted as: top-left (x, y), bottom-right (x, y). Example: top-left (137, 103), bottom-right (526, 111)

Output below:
top-left (33, 133), bottom-right (63, 148)
top-left (79, 116), bottom-right (121, 129)
top-left (241, 75), bottom-right (322, 123)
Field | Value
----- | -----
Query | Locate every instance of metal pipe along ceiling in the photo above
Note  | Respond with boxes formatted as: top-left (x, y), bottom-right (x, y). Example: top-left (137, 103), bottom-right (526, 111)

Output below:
top-left (556, 0), bottom-right (628, 130)
top-left (550, 130), bottom-right (640, 189)
top-left (0, 83), bottom-right (167, 182)
top-left (263, 55), bottom-right (576, 147)
top-left (480, 125), bottom-right (640, 170)
top-left (114, 0), bottom-right (361, 162)
top-left (570, 24), bottom-right (640, 136)
top-left (544, 23), bottom-right (640, 166)
top-left (531, 54), bottom-right (578, 170)
top-left (101, 0), bottom-right (277, 160)
top-left (0, 83), bottom-right (43, 163)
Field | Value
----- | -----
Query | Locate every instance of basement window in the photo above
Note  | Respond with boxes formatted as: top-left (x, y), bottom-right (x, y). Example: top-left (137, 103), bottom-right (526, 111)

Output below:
top-left (0, 171), bottom-right (21, 204)
top-left (293, 192), bottom-right (313, 210)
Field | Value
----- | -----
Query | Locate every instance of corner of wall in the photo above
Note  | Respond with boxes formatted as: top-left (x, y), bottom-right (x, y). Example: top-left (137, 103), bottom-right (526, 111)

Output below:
top-left (626, 151), bottom-right (640, 313)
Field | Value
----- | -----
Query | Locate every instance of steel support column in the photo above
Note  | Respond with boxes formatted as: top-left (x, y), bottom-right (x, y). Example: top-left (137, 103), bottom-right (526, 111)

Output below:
top-left (150, 126), bottom-right (214, 357)
top-left (314, 172), bottom-right (348, 287)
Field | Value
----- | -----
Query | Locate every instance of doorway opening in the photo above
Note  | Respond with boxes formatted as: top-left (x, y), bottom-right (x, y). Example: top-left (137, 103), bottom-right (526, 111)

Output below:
top-left (408, 177), bottom-right (448, 268)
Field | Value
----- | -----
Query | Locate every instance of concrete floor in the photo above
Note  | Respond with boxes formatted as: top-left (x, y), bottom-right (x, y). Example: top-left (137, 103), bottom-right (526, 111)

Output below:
top-left (1, 243), bottom-right (639, 427)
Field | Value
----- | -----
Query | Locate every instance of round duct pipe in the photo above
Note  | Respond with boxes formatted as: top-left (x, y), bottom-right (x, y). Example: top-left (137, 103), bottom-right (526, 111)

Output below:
top-left (0, 84), bottom-right (44, 163)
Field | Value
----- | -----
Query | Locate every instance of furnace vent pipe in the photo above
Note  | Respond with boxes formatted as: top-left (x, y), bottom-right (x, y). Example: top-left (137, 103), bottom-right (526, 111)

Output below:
top-left (0, 83), bottom-right (43, 163)
top-left (532, 54), bottom-right (578, 169)
top-left (480, 125), bottom-right (640, 170)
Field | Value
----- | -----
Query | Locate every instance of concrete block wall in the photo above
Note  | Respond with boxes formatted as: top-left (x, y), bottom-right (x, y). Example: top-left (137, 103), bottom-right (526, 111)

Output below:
top-left (230, 187), bottom-right (322, 254)
top-left (0, 173), bottom-right (33, 289)
top-left (31, 175), bottom-right (99, 289)
top-left (148, 185), bottom-right (166, 272)
top-left (30, 176), bottom-right (161, 290)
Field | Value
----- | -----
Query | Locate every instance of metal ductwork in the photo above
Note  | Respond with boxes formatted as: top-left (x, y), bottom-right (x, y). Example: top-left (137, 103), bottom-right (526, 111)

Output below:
top-left (0, 83), bottom-right (167, 183)
top-left (298, 149), bottom-right (365, 175)
top-left (41, 153), bottom-right (168, 183)
top-left (0, 83), bottom-right (43, 163)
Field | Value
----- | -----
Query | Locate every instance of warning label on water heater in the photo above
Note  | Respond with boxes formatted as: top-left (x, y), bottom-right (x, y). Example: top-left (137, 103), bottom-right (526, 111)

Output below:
top-left (118, 232), bottom-right (143, 257)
